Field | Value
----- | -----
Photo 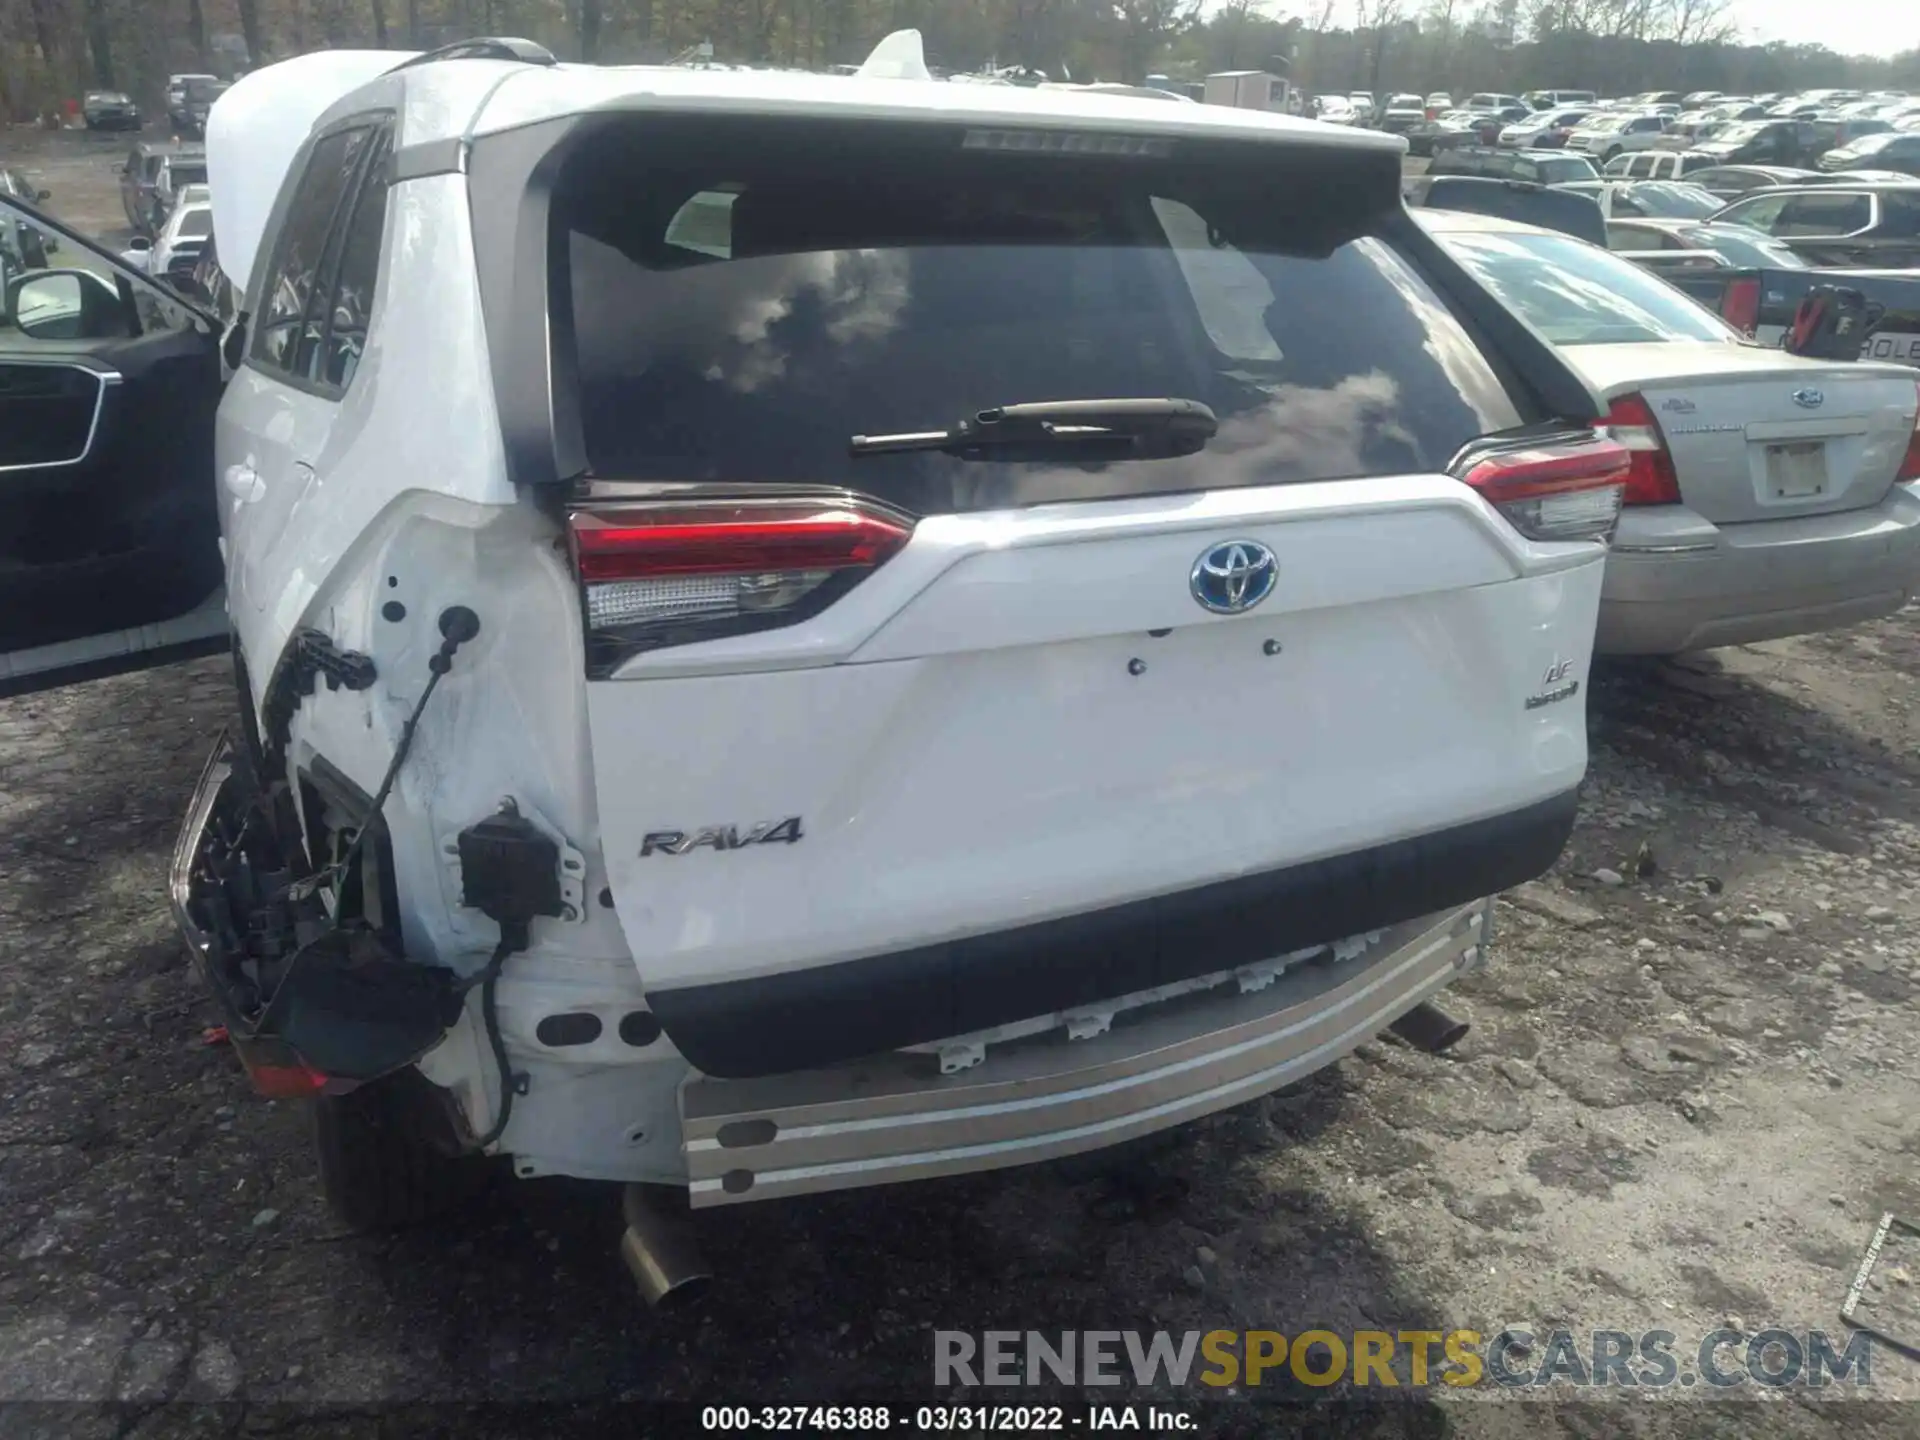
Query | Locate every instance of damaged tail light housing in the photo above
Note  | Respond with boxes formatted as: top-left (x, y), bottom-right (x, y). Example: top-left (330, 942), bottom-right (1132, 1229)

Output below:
top-left (1897, 381), bottom-right (1920, 485)
top-left (1604, 393), bottom-right (1684, 506)
top-left (1454, 430), bottom-right (1630, 542)
top-left (568, 492), bottom-right (915, 675)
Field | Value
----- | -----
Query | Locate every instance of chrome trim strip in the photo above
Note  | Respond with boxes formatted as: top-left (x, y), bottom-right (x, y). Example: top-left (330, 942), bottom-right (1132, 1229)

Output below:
top-left (1611, 542), bottom-right (1717, 554)
top-left (0, 361), bottom-right (121, 473)
top-left (682, 902), bottom-right (1488, 1206)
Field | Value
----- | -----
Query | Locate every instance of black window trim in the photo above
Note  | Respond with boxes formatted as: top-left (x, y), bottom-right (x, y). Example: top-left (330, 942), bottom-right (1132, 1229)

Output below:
top-left (464, 113), bottom-right (1606, 492)
top-left (243, 109), bottom-right (395, 402)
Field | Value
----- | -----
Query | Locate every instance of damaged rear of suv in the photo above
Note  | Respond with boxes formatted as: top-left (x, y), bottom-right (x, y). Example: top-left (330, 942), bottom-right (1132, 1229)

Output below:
top-left (0, 36), bottom-right (1623, 1281)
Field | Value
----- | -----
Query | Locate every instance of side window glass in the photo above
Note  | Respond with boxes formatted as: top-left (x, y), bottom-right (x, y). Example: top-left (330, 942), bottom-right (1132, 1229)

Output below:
top-left (251, 127), bottom-right (370, 378)
top-left (314, 131), bottom-right (391, 389)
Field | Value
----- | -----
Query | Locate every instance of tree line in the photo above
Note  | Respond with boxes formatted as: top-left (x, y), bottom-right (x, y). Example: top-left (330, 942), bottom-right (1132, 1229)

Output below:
top-left (1, 0), bottom-right (1915, 122)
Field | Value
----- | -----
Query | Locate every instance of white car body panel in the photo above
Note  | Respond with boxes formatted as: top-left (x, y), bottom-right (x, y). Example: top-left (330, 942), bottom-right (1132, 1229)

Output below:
top-left (589, 479), bottom-right (1602, 996)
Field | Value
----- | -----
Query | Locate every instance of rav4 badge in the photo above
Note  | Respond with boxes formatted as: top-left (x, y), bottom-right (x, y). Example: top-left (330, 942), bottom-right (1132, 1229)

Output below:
top-left (641, 818), bottom-right (804, 856)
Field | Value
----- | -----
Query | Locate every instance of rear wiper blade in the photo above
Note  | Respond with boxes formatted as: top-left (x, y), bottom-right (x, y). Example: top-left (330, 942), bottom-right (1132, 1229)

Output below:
top-left (849, 398), bottom-right (1218, 461)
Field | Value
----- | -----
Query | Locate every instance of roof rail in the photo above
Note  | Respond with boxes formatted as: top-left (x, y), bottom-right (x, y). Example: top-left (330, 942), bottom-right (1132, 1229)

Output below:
top-left (387, 36), bottom-right (557, 73)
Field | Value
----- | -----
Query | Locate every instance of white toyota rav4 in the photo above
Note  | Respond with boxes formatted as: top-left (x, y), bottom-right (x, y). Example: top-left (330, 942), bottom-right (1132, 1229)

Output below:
top-left (0, 37), bottom-right (1629, 1293)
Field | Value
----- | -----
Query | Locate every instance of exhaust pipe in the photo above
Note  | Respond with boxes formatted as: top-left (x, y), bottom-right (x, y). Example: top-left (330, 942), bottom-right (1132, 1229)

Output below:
top-left (1389, 1000), bottom-right (1470, 1054)
top-left (620, 1184), bottom-right (711, 1308)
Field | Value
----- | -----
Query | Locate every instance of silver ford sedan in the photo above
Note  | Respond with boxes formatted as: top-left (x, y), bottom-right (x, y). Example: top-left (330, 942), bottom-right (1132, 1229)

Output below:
top-left (1426, 208), bottom-right (1920, 654)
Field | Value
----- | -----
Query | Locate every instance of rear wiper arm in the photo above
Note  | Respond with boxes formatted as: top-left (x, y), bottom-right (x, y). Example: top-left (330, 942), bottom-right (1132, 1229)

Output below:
top-left (850, 398), bottom-right (1218, 461)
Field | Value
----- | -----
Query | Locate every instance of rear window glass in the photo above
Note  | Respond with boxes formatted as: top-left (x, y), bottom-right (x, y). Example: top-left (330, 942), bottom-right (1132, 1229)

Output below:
top-left (1440, 230), bottom-right (1736, 346)
top-left (1534, 156), bottom-right (1597, 183)
top-left (170, 162), bottom-right (207, 186)
top-left (562, 135), bottom-right (1529, 515)
top-left (176, 209), bottom-right (212, 238)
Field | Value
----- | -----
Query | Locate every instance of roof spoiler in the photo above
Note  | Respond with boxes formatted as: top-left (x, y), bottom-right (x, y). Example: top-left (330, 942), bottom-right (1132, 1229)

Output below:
top-left (856, 29), bottom-right (932, 82)
top-left (386, 36), bottom-right (556, 73)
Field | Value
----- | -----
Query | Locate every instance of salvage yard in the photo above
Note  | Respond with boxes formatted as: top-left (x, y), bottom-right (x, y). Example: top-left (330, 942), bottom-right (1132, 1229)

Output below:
top-left (2, 129), bottom-right (1920, 1437)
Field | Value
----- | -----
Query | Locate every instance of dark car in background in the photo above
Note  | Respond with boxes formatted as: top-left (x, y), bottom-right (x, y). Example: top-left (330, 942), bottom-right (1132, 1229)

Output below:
top-left (1684, 164), bottom-right (1823, 198)
top-left (168, 77), bottom-right (229, 138)
top-left (1712, 182), bottom-right (1920, 267)
top-left (1818, 131), bottom-right (1920, 177)
top-left (81, 90), bottom-right (141, 131)
top-left (1691, 119), bottom-right (1814, 168)
top-left (1430, 145), bottom-right (1599, 186)
top-left (0, 167), bottom-right (53, 268)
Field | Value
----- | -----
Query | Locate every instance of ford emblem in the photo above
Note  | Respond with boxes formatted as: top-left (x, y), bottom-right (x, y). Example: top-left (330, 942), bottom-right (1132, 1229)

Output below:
top-left (1190, 540), bottom-right (1278, 615)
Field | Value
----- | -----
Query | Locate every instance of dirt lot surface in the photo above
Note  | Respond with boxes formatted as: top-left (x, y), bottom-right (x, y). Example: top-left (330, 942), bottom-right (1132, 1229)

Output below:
top-left (2, 128), bottom-right (1919, 1438)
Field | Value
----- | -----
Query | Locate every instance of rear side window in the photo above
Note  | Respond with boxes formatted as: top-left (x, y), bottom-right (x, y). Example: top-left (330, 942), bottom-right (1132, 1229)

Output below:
top-left (251, 123), bottom-right (389, 391)
top-left (1776, 192), bottom-right (1872, 234)
top-left (253, 128), bottom-right (370, 376)
top-left (560, 132), bottom-right (1529, 514)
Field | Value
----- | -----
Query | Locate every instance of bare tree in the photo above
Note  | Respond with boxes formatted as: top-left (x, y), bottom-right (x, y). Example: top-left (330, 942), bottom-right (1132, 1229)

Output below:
top-left (1114, 0), bottom-right (1200, 83)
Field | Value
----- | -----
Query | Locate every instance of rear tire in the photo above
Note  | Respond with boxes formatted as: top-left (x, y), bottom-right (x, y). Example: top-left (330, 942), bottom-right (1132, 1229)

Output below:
top-left (312, 1068), bottom-right (494, 1232)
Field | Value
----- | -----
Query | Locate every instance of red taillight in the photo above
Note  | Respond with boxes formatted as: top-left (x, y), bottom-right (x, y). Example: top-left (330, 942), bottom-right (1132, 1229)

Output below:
top-left (1604, 393), bottom-right (1684, 506)
top-left (1720, 277), bottom-right (1760, 337)
top-left (230, 1036), bottom-right (329, 1098)
top-left (568, 494), bottom-right (914, 670)
top-left (1455, 432), bottom-right (1630, 541)
top-left (1897, 382), bottom-right (1920, 484)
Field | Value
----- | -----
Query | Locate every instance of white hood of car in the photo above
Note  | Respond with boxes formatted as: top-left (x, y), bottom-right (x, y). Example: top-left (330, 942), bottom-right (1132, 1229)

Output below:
top-left (207, 49), bottom-right (415, 298)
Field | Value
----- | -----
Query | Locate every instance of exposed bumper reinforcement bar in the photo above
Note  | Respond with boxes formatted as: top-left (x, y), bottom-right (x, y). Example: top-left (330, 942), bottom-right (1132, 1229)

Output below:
top-left (681, 899), bottom-right (1491, 1207)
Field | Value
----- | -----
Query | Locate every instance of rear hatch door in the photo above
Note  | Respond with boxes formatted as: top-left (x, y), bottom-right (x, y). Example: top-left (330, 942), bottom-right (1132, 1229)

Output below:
top-left (551, 115), bottom-right (1613, 1075)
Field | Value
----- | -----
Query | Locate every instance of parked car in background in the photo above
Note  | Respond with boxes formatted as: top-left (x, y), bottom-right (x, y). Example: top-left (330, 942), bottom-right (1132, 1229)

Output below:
top-left (1804, 115), bottom-right (1894, 161)
top-left (1683, 163), bottom-right (1822, 198)
top-left (1380, 94), bottom-right (1427, 133)
top-left (82, 90), bottom-right (142, 131)
top-left (0, 167), bottom-right (53, 268)
top-left (146, 198), bottom-right (213, 288)
top-left (1431, 145), bottom-right (1599, 186)
top-left (1554, 179), bottom-right (1724, 220)
top-left (1692, 119), bottom-right (1814, 167)
top-left (2, 41), bottom-right (1639, 1249)
top-left (1428, 209), bottom-right (1920, 656)
top-left (1466, 91), bottom-right (1528, 112)
top-left (1313, 94), bottom-right (1358, 124)
top-left (1711, 182), bottom-right (1920, 267)
top-left (1499, 108), bottom-right (1593, 148)
top-left (1566, 111), bottom-right (1670, 161)
top-left (1601, 222), bottom-right (1920, 367)
top-left (119, 140), bottom-right (200, 235)
top-left (1604, 150), bottom-right (1719, 180)
top-left (168, 76), bottom-right (229, 138)
top-left (1347, 92), bottom-right (1376, 122)
top-left (1411, 175), bottom-right (1609, 246)
top-left (148, 151), bottom-right (208, 231)
top-left (1403, 112), bottom-right (1477, 156)
top-left (1424, 91), bottom-right (1454, 116)
top-left (1526, 88), bottom-right (1597, 110)
top-left (1817, 130), bottom-right (1920, 177)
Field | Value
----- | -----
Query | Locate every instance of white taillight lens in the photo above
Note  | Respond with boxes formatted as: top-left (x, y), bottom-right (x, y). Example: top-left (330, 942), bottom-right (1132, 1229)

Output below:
top-left (1455, 432), bottom-right (1632, 542)
top-left (568, 495), bottom-right (913, 673)
top-left (1897, 381), bottom-right (1920, 485)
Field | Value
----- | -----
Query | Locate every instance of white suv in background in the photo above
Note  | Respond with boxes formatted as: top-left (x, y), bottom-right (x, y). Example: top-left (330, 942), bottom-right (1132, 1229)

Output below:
top-left (1568, 110), bottom-right (1672, 161)
top-left (0, 34), bottom-right (1627, 1291)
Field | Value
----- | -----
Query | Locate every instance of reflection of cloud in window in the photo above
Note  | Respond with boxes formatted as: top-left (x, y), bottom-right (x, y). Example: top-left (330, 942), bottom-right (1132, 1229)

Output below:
top-left (572, 235), bottom-right (909, 395)
top-left (1364, 240), bottom-right (1513, 433)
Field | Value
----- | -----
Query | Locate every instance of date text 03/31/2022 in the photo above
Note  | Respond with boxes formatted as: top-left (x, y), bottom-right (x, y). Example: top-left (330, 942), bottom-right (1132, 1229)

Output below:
top-left (701, 1406), bottom-right (1195, 1432)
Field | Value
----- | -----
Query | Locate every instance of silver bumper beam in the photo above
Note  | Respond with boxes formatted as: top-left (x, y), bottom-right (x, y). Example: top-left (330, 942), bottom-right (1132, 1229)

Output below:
top-left (682, 900), bottom-right (1490, 1206)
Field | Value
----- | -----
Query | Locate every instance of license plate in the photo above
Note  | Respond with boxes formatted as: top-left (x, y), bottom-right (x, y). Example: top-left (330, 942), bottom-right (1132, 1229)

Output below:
top-left (1860, 330), bottom-right (1920, 368)
top-left (1766, 441), bottom-right (1828, 500)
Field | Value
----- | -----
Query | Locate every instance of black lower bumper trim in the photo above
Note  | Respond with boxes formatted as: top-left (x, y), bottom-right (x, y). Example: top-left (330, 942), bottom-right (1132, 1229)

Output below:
top-left (648, 790), bottom-right (1579, 1079)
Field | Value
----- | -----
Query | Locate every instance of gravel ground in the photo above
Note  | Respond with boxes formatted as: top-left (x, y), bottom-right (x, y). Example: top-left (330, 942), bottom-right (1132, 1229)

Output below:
top-left (2, 128), bottom-right (1918, 1438)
